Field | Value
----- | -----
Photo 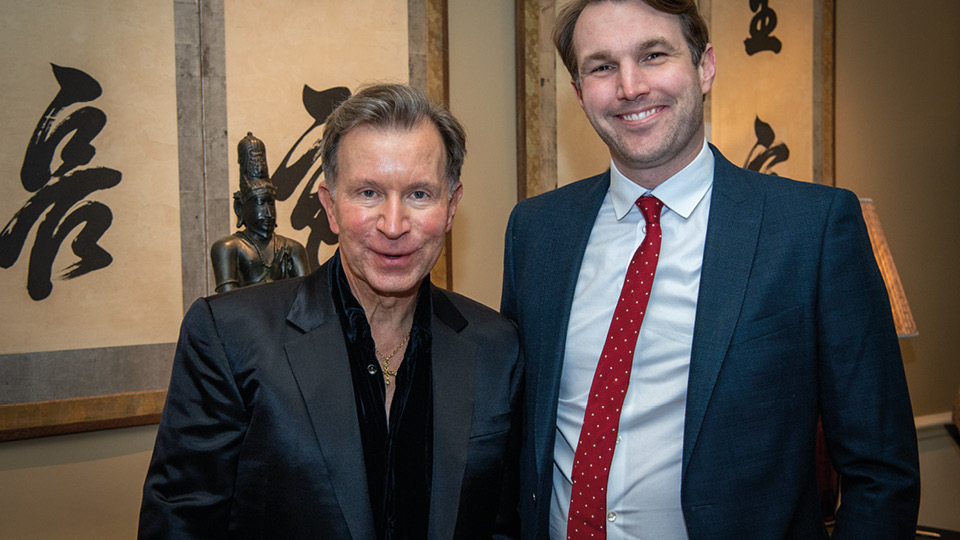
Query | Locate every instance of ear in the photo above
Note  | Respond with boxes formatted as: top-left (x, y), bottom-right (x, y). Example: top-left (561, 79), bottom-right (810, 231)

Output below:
top-left (444, 183), bottom-right (463, 232)
top-left (572, 78), bottom-right (585, 108)
top-left (698, 43), bottom-right (716, 96)
top-left (317, 182), bottom-right (340, 235)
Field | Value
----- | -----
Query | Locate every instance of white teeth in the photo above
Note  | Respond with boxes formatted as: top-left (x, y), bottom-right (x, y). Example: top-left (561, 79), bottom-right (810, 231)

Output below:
top-left (622, 107), bottom-right (661, 121)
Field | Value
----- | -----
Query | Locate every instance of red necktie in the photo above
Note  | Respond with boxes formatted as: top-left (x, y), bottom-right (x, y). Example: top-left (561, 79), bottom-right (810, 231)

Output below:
top-left (567, 196), bottom-right (664, 540)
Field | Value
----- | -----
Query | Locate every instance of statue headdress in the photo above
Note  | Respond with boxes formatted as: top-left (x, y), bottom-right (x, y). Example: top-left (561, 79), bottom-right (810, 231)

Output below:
top-left (235, 132), bottom-right (276, 202)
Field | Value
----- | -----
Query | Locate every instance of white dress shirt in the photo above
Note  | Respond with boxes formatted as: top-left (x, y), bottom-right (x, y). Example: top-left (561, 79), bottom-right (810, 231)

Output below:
top-left (550, 142), bottom-right (714, 540)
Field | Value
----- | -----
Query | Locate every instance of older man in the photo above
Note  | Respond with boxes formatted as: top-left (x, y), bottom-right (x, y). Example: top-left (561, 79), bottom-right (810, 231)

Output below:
top-left (140, 84), bottom-right (521, 540)
top-left (502, 1), bottom-right (919, 539)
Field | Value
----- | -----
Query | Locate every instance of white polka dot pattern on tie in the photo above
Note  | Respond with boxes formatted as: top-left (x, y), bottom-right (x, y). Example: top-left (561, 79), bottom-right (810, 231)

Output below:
top-left (566, 196), bottom-right (663, 540)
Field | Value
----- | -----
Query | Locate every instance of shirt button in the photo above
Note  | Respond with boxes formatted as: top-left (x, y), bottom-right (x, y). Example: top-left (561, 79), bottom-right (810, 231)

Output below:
top-left (532, 492), bottom-right (537, 503)
top-left (616, 435), bottom-right (621, 444)
top-left (607, 511), bottom-right (617, 522)
top-left (366, 364), bottom-right (378, 375)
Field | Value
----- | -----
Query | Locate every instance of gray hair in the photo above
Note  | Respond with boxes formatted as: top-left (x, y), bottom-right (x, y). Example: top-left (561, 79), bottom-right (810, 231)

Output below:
top-left (321, 83), bottom-right (466, 197)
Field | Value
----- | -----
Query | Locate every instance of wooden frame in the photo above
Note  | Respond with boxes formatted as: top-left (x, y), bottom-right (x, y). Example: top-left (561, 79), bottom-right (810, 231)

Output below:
top-left (0, 0), bottom-right (447, 442)
top-left (0, 391), bottom-right (167, 442)
top-left (515, 0), bottom-right (558, 201)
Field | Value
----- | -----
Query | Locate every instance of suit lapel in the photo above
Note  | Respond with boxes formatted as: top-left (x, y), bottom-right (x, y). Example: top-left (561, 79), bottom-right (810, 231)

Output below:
top-left (683, 147), bottom-right (763, 476)
top-left (427, 290), bottom-right (475, 540)
top-left (533, 173), bottom-right (610, 478)
top-left (284, 267), bottom-right (376, 540)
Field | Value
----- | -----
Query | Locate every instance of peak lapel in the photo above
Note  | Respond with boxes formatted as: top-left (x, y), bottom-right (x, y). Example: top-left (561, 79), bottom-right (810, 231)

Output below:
top-left (428, 295), bottom-right (477, 540)
top-left (284, 270), bottom-right (376, 539)
top-left (683, 149), bottom-right (763, 475)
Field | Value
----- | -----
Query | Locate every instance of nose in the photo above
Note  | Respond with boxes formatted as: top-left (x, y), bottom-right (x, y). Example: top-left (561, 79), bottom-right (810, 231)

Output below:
top-left (377, 196), bottom-right (411, 239)
top-left (616, 64), bottom-right (650, 101)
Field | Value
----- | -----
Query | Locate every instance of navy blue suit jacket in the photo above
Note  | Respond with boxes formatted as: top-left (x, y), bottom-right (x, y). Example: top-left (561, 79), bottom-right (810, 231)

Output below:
top-left (140, 259), bottom-right (522, 539)
top-left (501, 146), bottom-right (920, 540)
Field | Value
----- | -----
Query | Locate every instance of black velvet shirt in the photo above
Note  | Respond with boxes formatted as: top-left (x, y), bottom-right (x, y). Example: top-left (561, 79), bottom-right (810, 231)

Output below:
top-left (329, 253), bottom-right (434, 540)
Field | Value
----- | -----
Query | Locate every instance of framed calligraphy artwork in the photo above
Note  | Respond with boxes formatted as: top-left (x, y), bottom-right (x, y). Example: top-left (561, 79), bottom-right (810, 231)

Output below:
top-left (0, 0), bottom-right (182, 441)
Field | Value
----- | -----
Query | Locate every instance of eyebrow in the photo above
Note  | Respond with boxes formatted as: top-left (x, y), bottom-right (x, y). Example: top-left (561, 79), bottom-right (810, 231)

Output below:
top-left (579, 37), bottom-right (680, 70)
top-left (350, 179), bottom-right (443, 193)
top-left (405, 180), bottom-right (444, 193)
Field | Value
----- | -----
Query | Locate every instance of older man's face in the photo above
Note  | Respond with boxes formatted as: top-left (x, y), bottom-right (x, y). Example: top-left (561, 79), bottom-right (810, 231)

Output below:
top-left (319, 122), bottom-right (461, 304)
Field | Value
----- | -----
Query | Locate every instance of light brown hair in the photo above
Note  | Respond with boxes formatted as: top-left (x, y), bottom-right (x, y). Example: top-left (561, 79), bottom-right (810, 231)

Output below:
top-left (554, 0), bottom-right (710, 85)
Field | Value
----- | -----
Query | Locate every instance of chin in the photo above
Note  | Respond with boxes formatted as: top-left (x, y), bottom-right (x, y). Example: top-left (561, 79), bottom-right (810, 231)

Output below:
top-left (373, 280), bottom-right (422, 298)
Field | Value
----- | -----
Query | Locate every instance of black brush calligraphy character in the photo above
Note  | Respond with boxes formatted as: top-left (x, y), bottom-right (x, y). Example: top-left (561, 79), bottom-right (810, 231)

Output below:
top-left (272, 85), bottom-right (351, 270)
top-left (0, 64), bottom-right (121, 300)
top-left (744, 0), bottom-right (782, 55)
top-left (744, 116), bottom-right (790, 175)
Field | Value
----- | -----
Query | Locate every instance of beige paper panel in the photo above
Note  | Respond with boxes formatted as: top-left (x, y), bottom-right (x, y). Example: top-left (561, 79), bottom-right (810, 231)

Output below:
top-left (710, 1), bottom-right (814, 181)
top-left (0, 1), bottom-right (182, 354)
top-left (224, 0), bottom-right (409, 267)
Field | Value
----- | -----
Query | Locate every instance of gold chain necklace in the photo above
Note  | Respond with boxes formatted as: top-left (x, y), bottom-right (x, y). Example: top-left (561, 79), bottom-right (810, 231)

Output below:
top-left (375, 335), bottom-right (409, 386)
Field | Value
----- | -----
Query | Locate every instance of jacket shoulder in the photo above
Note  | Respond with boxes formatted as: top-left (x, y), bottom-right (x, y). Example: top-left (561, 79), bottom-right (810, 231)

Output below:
top-left (512, 171), bottom-right (609, 214)
top-left (205, 274), bottom-right (304, 318)
top-left (434, 288), bottom-right (518, 343)
top-left (712, 145), bottom-right (856, 209)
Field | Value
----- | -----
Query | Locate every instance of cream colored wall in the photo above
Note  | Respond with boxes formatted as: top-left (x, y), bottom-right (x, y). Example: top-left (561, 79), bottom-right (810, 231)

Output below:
top-left (0, 425), bottom-right (156, 539)
top-left (835, 0), bottom-right (960, 418)
top-left (448, 0), bottom-right (517, 308)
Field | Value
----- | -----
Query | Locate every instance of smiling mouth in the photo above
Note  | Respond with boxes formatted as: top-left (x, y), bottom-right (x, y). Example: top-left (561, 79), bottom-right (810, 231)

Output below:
top-left (620, 107), bottom-right (663, 121)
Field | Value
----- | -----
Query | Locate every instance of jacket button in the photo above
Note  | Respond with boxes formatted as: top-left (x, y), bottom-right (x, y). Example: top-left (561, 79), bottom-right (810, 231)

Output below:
top-left (532, 492), bottom-right (537, 504)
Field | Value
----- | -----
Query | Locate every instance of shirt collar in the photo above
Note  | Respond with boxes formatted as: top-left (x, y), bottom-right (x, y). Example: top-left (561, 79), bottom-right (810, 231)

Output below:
top-left (610, 139), bottom-right (714, 220)
top-left (328, 250), bottom-right (433, 345)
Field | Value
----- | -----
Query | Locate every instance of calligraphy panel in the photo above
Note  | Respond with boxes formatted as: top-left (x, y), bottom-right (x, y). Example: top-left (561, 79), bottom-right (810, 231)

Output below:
top-left (0, 1), bottom-right (181, 357)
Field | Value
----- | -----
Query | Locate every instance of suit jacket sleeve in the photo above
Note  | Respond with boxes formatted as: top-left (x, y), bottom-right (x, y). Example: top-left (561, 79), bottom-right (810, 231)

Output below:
top-left (500, 207), bottom-right (519, 323)
top-left (495, 342), bottom-right (523, 540)
top-left (816, 190), bottom-right (920, 539)
top-left (139, 298), bottom-right (248, 540)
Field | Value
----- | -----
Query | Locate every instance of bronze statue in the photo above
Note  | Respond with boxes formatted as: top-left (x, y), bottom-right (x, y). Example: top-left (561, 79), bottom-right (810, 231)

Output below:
top-left (211, 132), bottom-right (309, 293)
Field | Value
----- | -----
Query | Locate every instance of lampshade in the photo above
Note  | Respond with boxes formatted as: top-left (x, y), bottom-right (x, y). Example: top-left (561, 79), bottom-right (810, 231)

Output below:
top-left (859, 198), bottom-right (918, 338)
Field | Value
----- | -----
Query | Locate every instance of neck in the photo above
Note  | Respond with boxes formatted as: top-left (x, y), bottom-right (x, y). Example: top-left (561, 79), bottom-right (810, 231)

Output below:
top-left (615, 133), bottom-right (706, 190)
top-left (345, 276), bottom-right (419, 344)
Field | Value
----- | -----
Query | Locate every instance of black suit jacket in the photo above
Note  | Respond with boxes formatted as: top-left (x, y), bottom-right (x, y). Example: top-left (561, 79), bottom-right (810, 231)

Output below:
top-left (502, 146), bottom-right (920, 540)
top-left (140, 260), bottom-right (522, 539)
